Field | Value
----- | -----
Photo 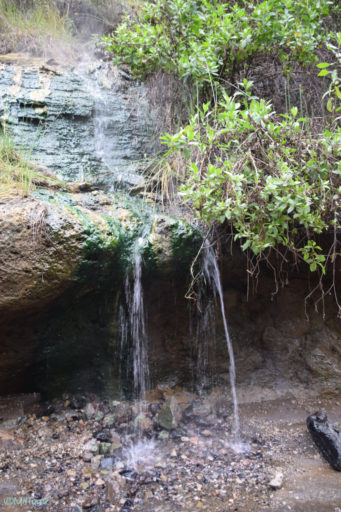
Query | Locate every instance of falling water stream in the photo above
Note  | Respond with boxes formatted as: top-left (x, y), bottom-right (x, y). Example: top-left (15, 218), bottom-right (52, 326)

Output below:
top-left (203, 241), bottom-right (241, 443)
top-left (120, 237), bottom-right (244, 457)
top-left (68, 54), bottom-right (243, 453)
top-left (130, 251), bottom-right (150, 400)
top-left (119, 242), bottom-right (156, 467)
top-left (120, 243), bottom-right (150, 400)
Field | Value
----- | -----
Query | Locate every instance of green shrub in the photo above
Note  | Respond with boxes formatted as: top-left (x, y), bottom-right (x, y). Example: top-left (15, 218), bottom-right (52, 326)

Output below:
top-left (103, 0), bottom-right (331, 86)
top-left (317, 32), bottom-right (341, 120)
top-left (104, 0), bottom-right (341, 289)
top-left (161, 84), bottom-right (341, 273)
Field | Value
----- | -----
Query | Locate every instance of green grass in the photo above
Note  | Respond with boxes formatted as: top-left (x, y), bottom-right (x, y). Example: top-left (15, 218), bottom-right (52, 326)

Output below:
top-left (0, 134), bottom-right (36, 196)
top-left (0, 0), bottom-right (72, 53)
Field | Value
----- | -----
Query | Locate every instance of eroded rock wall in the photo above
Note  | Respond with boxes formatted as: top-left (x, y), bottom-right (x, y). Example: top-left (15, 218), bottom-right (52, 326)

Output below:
top-left (0, 52), bottom-right (340, 399)
top-left (0, 54), bottom-right (154, 187)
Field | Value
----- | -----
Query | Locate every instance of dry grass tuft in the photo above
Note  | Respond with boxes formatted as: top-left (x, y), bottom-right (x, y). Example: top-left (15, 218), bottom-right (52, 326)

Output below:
top-left (0, 0), bottom-right (73, 56)
top-left (0, 133), bottom-right (36, 196)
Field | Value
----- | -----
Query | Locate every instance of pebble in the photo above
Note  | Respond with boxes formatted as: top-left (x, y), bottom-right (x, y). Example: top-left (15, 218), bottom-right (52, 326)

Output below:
top-left (95, 431), bottom-right (112, 443)
top-left (111, 432), bottom-right (122, 450)
top-left (159, 431), bottom-right (169, 440)
top-left (269, 471), bottom-right (284, 490)
top-left (82, 496), bottom-right (99, 509)
top-left (84, 403), bottom-right (96, 419)
top-left (83, 439), bottom-right (98, 454)
top-left (83, 452), bottom-right (92, 462)
top-left (91, 455), bottom-right (103, 470)
top-left (100, 457), bottom-right (115, 471)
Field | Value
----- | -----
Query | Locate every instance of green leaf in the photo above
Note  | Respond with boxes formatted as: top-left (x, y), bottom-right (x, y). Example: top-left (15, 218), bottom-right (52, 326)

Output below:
top-left (241, 239), bottom-right (251, 250)
top-left (316, 62), bottom-right (331, 69)
top-left (318, 69), bottom-right (330, 77)
top-left (327, 97), bottom-right (333, 112)
top-left (335, 86), bottom-right (341, 100)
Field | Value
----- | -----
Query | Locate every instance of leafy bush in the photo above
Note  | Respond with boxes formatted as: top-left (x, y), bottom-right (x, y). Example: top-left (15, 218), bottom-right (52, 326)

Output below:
top-left (317, 32), bottom-right (341, 120)
top-left (103, 0), bottom-right (331, 85)
top-left (161, 84), bottom-right (341, 273)
top-left (104, 0), bottom-right (341, 291)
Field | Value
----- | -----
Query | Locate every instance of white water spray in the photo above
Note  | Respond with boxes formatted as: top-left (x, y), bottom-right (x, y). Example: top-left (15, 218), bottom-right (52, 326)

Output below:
top-left (124, 438), bottom-right (157, 471)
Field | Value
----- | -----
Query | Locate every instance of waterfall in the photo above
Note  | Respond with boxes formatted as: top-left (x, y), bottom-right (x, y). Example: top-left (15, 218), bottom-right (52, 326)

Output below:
top-left (73, 58), bottom-right (151, 189)
top-left (131, 252), bottom-right (150, 399)
top-left (202, 241), bottom-right (240, 441)
top-left (119, 246), bottom-right (150, 400)
top-left (119, 246), bottom-right (156, 466)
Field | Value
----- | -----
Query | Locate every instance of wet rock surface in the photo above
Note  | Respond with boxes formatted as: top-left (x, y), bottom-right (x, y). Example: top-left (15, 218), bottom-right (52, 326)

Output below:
top-left (0, 182), bottom-right (198, 395)
top-left (0, 387), bottom-right (341, 512)
top-left (0, 195), bottom-right (85, 314)
top-left (0, 53), bottom-right (154, 187)
top-left (307, 411), bottom-right (341, 471)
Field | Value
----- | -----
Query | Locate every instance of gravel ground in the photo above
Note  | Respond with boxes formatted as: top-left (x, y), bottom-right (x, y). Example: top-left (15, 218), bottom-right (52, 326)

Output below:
top-left (0, 386), bottom-right (340, 512)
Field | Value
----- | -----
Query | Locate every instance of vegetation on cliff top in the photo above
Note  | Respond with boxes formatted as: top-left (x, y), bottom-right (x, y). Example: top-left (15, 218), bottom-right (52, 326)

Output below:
top-left (103, 0), bottom-right (332, 84)
top-left (104, 0), bottom-right (341, 310)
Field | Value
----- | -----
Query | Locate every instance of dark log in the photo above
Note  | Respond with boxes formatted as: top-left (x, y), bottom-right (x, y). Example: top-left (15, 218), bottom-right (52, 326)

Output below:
top-left (306, 410), bottom-right (341, 471)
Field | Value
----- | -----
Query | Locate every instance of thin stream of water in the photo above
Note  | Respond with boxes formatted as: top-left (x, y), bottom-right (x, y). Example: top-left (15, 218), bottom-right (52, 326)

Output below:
top-left (119, 246), bottom-right (155, 466)
top-left (131, 251), bottom-right (149, 400)
top-left (119, 244), bottom-right (150, 401)
top-left (203, 241), bottom-right (240, 442)
top-left (72, 56), bottom-right (150, 188)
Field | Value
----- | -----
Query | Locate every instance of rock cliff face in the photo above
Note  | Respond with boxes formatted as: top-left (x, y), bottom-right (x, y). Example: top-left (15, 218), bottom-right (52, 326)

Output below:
top-left (142, 256), bottom-right (341, 398)
top-left (0, 53), bottom-right (340, 399)
top-left (0, 54), bottom-right (153, 187)
top-left (222, 268), bottom-right (341, 396)
top-left (0, 183), bottom-right (199, 395)
top-left (0, 52), bottom-right (166, 394)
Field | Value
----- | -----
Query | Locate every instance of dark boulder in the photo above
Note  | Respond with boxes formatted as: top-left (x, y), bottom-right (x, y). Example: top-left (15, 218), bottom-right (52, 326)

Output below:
top-left (306, 410), bottom-right (341, 471)
top-left (94, 431), bottom-right (112, 443)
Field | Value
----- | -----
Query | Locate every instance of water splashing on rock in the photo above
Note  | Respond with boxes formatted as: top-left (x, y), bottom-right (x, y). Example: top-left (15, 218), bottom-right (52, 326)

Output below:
top-left (123, 438), bottom-right (158, 471)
